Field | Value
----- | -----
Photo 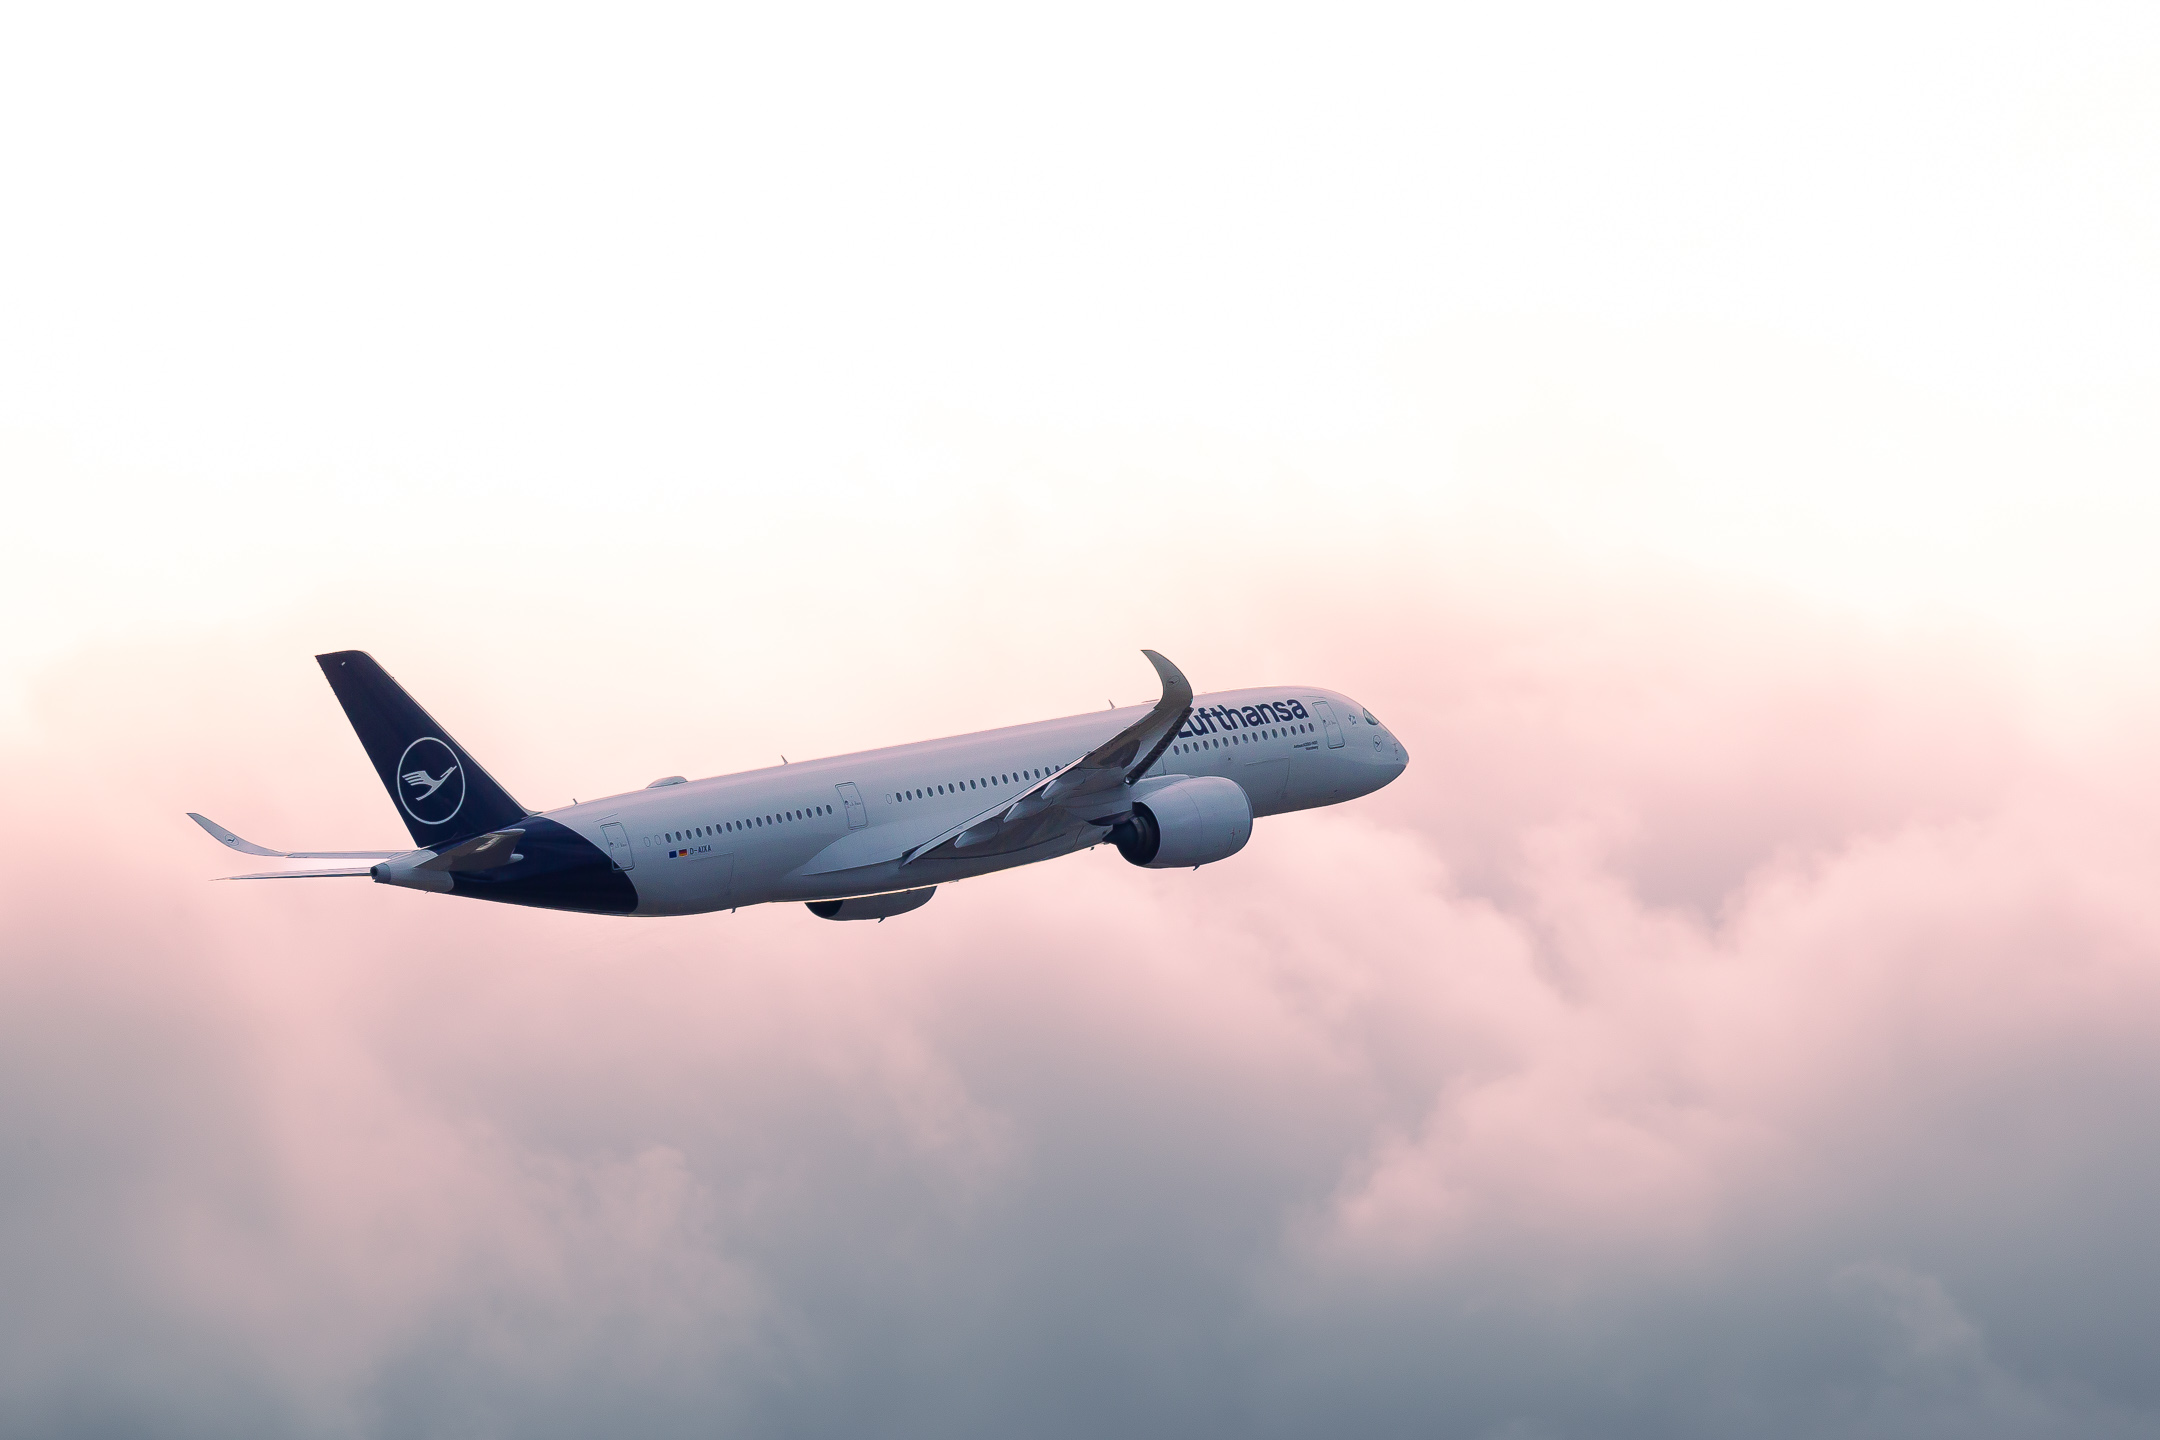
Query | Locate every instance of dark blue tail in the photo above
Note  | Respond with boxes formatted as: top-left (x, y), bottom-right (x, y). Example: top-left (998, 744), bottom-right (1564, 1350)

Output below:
top-left (316, 651), bottom-right (529, 847)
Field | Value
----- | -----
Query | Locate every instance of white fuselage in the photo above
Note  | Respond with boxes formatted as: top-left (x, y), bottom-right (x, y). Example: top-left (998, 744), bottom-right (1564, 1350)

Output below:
top-left (546, 686), bottom-right (1406, 916)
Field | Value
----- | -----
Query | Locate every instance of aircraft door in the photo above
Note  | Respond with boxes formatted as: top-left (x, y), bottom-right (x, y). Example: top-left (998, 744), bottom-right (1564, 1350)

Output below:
top-left (1312, 699), bottom-right (1346, 748)
top-left (600, 821), bottom-right (635, 870)
top-left (836, 781), bottom-right (868, 830)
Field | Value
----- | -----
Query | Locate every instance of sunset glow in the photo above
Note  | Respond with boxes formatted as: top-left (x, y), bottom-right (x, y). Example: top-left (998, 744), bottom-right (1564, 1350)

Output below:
top-left (4, 4), bottom-right (2159, 1435)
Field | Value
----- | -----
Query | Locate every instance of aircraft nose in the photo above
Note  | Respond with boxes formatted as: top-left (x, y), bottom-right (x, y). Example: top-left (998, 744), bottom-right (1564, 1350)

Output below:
top-left (1366, 729), bottom-right (1407, 790)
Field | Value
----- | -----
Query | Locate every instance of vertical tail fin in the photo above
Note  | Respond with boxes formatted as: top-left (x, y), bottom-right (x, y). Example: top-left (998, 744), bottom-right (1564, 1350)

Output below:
top-left (315, 651), bottom-right (529, 847)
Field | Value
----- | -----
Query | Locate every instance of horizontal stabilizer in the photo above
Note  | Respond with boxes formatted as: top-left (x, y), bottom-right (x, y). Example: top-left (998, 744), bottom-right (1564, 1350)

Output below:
top-left (188, 813), bottom-right (399, 860)
top-left (216, 867), bottom-right (375, 880)
top-left (417, 829), bottom-right (523, 873)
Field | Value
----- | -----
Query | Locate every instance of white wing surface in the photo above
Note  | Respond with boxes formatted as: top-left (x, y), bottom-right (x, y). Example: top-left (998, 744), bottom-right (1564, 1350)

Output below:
top-left (901, 650), bottom-right (1193, 865)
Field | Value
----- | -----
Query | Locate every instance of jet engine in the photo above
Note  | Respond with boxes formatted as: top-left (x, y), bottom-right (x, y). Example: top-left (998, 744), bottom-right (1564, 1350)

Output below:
top-left (1107, 776), bottom-right (1253, 868)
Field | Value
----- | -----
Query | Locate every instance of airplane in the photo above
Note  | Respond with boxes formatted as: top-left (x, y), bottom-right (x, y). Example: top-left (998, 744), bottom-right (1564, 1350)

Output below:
top-left (190, 650), bottom-right (1408, 920)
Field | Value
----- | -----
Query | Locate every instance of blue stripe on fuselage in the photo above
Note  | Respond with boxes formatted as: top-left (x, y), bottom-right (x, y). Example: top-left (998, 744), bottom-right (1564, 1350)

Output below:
top-left (444, 816), bottom-right (637, 915)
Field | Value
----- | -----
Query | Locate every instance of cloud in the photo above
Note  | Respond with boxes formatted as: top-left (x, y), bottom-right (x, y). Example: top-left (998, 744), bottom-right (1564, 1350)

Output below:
top-left (3, 578), bottom-right (2159, 1439)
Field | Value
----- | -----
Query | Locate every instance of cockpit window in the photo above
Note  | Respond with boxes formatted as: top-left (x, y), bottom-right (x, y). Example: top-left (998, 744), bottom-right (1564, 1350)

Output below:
top-left (1365, 710), bottom-right (1382, 725)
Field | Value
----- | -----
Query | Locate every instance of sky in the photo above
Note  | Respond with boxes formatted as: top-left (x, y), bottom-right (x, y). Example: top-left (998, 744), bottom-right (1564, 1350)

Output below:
top-left (4, 3), bottom-right (2160, 1436)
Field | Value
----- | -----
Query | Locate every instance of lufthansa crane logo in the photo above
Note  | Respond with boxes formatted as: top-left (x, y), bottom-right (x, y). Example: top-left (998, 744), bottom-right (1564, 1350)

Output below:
top-left (395, 736), bottom-right (464, 827)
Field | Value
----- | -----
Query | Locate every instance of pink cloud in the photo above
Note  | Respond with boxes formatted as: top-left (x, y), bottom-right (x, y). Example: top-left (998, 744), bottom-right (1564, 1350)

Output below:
top-left (3, 576), bottom-right (2157, 1435)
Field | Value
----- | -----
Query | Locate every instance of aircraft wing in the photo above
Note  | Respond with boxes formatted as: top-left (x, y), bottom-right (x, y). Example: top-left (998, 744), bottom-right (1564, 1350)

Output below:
top-left (188, 812), bottom-right (400, 859)
top-left (902, 650), bottom-right (1193, 865)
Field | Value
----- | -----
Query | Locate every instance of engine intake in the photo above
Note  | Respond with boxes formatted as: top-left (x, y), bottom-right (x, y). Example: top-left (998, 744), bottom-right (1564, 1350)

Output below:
top-left (1108, 776), bottom-right (1253, 868)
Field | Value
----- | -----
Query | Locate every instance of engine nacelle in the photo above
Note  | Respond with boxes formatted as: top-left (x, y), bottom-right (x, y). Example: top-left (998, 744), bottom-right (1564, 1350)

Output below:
top-left (1108, 776), bottom-right (1253, 868)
